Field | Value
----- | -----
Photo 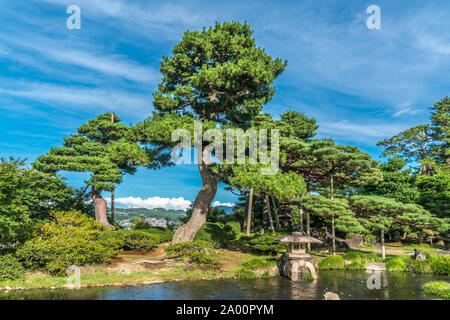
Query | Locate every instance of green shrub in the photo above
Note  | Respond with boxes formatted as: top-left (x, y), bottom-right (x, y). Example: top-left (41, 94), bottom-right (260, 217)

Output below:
top-left (427, 254), bottom-right (450, 275)
top-left (165, 240), bottom-right (221, 267)
top-left (421, 281), bottom-right (450, 299)
top-left (240, 258), bottom-right (277, 270)
top-left (131, 216), bottom-right (151, 230)
top-left (140, 227), bottom-right (173, 243)
top-left (344, 261), bottom-right (366, 270)
top-left (16, 211), bottom-right (121, 275)
top-left (224, 220), bottom-right (241, 237)
top-left (0, 254), bottom-right (25, 281)
top-left (318, 255), bottom-right (345, 270)
top-left (244, 234), bottom-right (288, 255)
top-left (343, 251), bottom-right (382, 264)
top-left (385, 256), bottom-right (409, 272)
top-left (194, 222), bottom-right (235, 248)
top-left (385, 254), bottom-right (449, 275)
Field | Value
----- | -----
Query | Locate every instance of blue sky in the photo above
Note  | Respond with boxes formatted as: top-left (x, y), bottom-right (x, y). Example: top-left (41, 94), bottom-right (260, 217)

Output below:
top-left (1, 0), bottom-right (449, 209)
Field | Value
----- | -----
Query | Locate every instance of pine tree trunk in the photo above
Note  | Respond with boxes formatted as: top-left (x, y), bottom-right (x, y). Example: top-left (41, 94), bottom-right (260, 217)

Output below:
top-left (172, 163), bottom-right (218, 243)
top-left (306, 211), bottom-right (311, 251)
top-left (381, 228), bottom-right (386, 259)
top-left (263, 194), bottom-right (275, 234)
top-left (330, 174), bottom-right (336, 255)
top-left (271, 196), bottom-right (281, 230)
top-left (331, 216), bottom-right (336, 255)
top-left (246, 188), bottom-right (254, 236)
top-left (111, 188), bottom-right (115, 222)
top-left (299, 206), bottom-right (304, 233)
top-left (91, 188), bottom-right (113, 228)
top-left (74, 183), bottom-right (90, 207)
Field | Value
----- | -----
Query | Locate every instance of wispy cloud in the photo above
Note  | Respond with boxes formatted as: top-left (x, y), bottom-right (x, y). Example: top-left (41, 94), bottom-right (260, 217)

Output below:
top-left (319, 120), bottom-right (409, 142)
top-left (212, 201), bottom-right (235, 208)
top-left (105, 196), bottom-right (192, 211)
top-left (0, 82), bottom-right (152, 116)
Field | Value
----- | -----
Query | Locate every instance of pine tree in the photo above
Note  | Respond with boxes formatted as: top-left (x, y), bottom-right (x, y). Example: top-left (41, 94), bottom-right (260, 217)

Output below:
top-left (33, 113), bottom-right (145, 228)
top-left (302, 195), bottom-right (365, 254)
top-left (133, 22), bottom-right (287, 243)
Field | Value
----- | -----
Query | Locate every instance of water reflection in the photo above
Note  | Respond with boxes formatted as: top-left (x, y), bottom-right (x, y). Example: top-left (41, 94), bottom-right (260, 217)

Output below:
top-left (0, 271), bottom-right (447, 300)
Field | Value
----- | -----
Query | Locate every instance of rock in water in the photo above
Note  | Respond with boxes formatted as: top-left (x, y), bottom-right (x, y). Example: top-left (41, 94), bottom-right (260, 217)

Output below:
top-left (324, 292), bottom-right (340, 300)
top-left (365, 262), bottom-right (386, 271)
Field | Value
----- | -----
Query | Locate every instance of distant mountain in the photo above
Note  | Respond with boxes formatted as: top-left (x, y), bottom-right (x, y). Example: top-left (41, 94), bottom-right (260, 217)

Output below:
top-left (109, 207), bottom-right (186, 223)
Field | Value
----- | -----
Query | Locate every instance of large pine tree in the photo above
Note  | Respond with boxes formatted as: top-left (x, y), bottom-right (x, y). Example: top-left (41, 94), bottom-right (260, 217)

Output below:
top-left (133, 22), bottom-right (287, 243)
top-left (33, 113), bottom-right (145, 228)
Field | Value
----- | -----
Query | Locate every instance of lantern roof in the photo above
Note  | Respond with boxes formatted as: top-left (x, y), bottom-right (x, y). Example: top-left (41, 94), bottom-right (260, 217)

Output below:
top-left (276, 232), bottom-right (322, 244)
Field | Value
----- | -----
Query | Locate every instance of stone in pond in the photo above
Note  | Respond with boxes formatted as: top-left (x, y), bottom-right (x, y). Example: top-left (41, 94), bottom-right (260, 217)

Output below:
top-left (365, 262), bottom-right (386, 271)
top-left (324, 292), bottom-right (340, 300)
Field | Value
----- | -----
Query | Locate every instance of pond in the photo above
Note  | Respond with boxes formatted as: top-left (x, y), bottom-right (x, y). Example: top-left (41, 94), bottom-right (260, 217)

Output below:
top-left (0, 270), bottom-right (447, 300)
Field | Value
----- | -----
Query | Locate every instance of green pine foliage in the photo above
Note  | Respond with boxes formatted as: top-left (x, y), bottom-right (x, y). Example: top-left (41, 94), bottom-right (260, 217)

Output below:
top-left (243, 234), bottom-right (289, 255)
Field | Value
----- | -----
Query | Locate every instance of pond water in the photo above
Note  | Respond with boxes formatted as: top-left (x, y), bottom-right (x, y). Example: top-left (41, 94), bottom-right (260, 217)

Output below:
top-left (0, 271), bottom-right (447, 300)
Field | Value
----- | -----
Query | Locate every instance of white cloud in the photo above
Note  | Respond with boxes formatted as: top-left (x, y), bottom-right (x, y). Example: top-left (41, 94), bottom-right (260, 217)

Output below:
top-left (106, 196), bottom-right (192, 211)
top-left (212, 201), bottom-right (235, 208)
top-left (0, 82), bottom-right (151, 115)
top-left (319, 120), bottom-right (408, 141)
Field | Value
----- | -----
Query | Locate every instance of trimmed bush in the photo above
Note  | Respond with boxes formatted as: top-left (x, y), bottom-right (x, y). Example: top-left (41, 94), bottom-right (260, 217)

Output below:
top-left (244, 234), bottom-right (289, 255)
top-left (343, 251), bottom-right (382, 264)
top-left (119, 230), bottom-right (157, 251)
top-left (101, 230), bottom-right (157, 251)
top-left (427, 253), bottom-right (450, 275)
top-left (131, 216), bottom-right (151, 230)
top-left (240, 258), bottom-right (277, 270)
top-left (0, 254), bottom-right (25, 281)
top-left (224, 220), bottom-right (241, 238)
top-left (385, 253), bottom-right (449, 275)
top-left (141, 227), bottom-right (173, 243)
top-left (16, 211), bottom-right (121, 275)
top-left (194, 222), bottom-right (235, 248)
top-left (385, 256), bottom-right (409, 272)
top-left (318, 255), bottom-right (345, 270)
top-left (421, 281), bottom-right (450, 299)
top-left (165, 240), bottom-right (221, 267)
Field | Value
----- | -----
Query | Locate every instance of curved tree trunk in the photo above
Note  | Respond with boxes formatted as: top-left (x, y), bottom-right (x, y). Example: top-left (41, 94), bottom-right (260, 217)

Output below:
top-left (91, 188), bottom-right (113, 229)
top-left (172, 163), bottom-right (218, 243)
top-left (271, 196), bottom-right (281, 231)
top-left (381, 228), bottom-right (386, 259)
top-left (246, 188), bottom-right (254, 236)
top-left (306, 211), bottom-right (311, 251)
top-left (299, 206), bottom-right (304, 233)
top-left (263, 194), bottom-right (275, 234)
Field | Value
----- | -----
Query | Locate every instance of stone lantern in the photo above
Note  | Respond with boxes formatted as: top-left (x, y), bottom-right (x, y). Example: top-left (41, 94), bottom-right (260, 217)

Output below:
top-left (276, 232), bottom-right (322, 281)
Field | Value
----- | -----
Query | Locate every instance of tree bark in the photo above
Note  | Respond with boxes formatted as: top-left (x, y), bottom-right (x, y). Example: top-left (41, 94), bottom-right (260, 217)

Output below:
top-left (263, 194), bottom-right (275, 234)
top-left (246, 188), bottom-right (254, 236)
top-left (330, 173), bottom-right (336, 255)
top-left (172, 163), bottom-right (218, 243)
top-left (299, 206), bottom-right (304, 233)
top-left (306, 211), bottom-right (311, 251)
top-left (91, 188), bottom-right (113, 228)
top-left (74, 183), bottom-right (90, 207)
top-left (381, 228), bottom-right (386, 260)
top-left (271, 196), bottom-right (281, 230)
top-left (331, 216), bottom-right (336, 256)
top-left (111, 188), bottom-right (115, 222)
